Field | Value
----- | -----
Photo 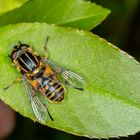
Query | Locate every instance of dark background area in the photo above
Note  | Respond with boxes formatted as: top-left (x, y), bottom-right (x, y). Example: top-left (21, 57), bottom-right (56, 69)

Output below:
top-left (5, 0), bottom-right (140, 140)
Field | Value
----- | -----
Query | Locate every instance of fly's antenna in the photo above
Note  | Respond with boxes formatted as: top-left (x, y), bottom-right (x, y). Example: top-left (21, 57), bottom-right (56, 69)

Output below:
top-left (8, 54), bottom-right (11, 58)
top-left (18, 41), bottom-right (22, 45)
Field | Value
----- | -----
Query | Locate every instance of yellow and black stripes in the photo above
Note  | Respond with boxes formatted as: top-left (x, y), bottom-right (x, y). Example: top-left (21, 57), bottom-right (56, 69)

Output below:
top-left (18, 52), bottom-right (38, 72)
top-left (45, 82), bottom-right (64, 101)
top-left (38, 73), bottom-right (64, 102)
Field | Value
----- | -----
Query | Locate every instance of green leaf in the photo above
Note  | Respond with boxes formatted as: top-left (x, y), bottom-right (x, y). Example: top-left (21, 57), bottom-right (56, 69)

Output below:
top-left (0, 0), bottom-right (28, 15)
top-left (0, 0), bottom-right (110, 30)
top-left (1, 23), bottom-right (140, 138)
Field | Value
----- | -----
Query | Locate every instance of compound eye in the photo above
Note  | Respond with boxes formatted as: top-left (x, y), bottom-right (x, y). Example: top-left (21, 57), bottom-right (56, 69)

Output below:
top-left (11, 51), bottom-right (17, 61)
top-left (21, 45), bottom-right (29, 49)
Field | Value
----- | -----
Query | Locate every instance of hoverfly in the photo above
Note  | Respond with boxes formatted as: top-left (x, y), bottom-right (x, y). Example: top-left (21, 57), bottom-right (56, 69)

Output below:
top-left (4, 37), bottom-right (85, 123)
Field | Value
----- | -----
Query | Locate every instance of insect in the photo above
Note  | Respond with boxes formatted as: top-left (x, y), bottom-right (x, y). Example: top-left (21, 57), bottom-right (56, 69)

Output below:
top-left (4, 37), bottom-right (86, 123)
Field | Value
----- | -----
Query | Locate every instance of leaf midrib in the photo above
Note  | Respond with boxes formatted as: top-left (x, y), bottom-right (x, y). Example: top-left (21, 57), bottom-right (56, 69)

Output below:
top-left (57, 14), bottom-right (108, 25)
top-left (91, 86), bottom-right (140, 110)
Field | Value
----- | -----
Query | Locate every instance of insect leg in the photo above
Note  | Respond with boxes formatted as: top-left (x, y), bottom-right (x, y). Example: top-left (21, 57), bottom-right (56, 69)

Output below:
top-left (3, 77), bottom-right (22, 90)
top-left (42, 103), bottom-right (54, 121)
top-left (43, 36), bottom-right (50, 59)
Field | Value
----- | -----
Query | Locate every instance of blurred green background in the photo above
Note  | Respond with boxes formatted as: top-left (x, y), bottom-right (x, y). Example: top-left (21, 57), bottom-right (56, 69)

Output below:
top-left (4, 0), bottom-right (140, 140)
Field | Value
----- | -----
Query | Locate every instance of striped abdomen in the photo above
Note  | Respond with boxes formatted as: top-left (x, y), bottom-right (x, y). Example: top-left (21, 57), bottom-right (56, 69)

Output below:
top-left (17, 51), bottom-right (38, 73)
top-left (38, 77), bottom-right (65, 102)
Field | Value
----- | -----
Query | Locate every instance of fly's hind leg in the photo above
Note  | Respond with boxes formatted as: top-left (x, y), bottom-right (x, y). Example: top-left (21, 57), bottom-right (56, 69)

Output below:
top-left (42, 103), bottom-right (54, 121)
top-left (43, 36), bottom-right (50, 59)
top-left (31, 87), bottom-right (54, 121)
top-left (3, 77), bottom-right (22, 90)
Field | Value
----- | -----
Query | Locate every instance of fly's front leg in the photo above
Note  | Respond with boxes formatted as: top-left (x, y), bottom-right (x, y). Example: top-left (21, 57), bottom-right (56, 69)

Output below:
top-left (3, 77), bottom-right (22, 90)
top-left (43, 36), bottom-right (50, 59)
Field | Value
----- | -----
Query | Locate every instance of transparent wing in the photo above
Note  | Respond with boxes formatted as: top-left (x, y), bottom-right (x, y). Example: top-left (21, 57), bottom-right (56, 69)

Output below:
top-left (44, 59), bottom-right (86, 90)
top-left (22, 75), bottom-right (53, 123)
